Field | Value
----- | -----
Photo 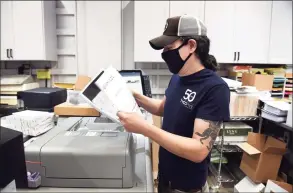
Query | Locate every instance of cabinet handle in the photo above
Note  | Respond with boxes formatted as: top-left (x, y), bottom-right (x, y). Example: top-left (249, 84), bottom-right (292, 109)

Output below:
top-left (6, 49), bottom-right (10, 58)
top-left (234, 52), bottom-right (236, 61)
top-left (10, 49), bottom-right (13, 58)
top-left (237, 52), bottom-right (240, 61)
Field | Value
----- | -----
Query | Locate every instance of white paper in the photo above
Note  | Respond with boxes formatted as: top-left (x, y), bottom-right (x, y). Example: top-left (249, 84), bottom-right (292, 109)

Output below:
top-left (81, 66), bottom-right (143, 124)
top-left (264, 100), bottom-right (290, 111)
top-left (1, 110), bottom-right (55, 136)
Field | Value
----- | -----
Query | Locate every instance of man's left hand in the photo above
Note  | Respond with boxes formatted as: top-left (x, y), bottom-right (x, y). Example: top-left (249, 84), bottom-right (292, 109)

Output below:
top-left (117, 112), bottom-right (149, 135)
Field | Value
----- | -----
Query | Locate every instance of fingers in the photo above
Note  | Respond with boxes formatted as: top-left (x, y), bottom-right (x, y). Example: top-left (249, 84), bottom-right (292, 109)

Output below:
top-left (117, 111), bottom-right (130, 120)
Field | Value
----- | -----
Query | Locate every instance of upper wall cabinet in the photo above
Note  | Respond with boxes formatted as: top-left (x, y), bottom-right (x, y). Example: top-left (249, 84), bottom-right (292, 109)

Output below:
top-left (205, 1), bottom-right (235, 63)
top-left (233, 1), bottom-right (272, 64)
top-left (205, 1), bottom-right (272, 64)
top-left (268, 1), bottom-right (292, 64)
top-left (170, 1), bottom-right (205, 21)
top-left (0, 1), bottom-right (57, 61)
top-left (134, 1), bottom-right (170, 63)
top-left (123, 1), bottom-right (170, 68)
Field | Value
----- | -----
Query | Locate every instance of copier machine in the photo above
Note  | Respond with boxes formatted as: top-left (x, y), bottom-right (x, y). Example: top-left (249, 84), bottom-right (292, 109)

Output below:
top-left (24, 117), bottom-right (135, 188)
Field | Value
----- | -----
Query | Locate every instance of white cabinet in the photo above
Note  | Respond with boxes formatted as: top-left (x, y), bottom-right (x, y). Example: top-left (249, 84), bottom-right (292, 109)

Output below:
top-left (1, 1), bottom-right (14, 60)
top-left (268, 1), bottom-right (292, 64)
top-left (134, 1), bottom-right (170, 63)
top-left (0, 1), bottom-right (57, 61)
top-left (204, 1), bottom-right (272, 64)
top-left (204, 1), bottom-right (235, 63)
top-left (82, 1), bottom-right (122, 78)
top-left (234, 1), bottom-right (272, 64)
top-left (170, 1), bottom-right (205, 21)
top-left (123, 1), bottom-right (170, 67)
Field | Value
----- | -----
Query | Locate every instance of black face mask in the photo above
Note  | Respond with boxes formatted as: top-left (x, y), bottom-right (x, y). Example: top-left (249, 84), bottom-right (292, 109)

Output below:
top-left (161, 42), bottom-right (192, 74)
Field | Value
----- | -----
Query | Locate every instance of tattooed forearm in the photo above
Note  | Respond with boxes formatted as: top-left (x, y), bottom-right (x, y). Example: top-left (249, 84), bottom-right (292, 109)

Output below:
top-left (195, 120), bottom-right (222, 151)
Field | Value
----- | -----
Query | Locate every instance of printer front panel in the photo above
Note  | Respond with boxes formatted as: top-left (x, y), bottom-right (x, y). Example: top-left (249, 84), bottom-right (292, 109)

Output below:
top-left (40, 131), bottom-right (132, 180)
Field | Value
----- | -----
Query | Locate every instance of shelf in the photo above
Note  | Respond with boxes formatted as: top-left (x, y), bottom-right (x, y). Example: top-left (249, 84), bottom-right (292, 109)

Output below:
top-left (209, 163), bottom-right (237, 184)
top-left (215, 144), bottom-right (243, 153)
top-left (228, 116), bottom-right (259, 121)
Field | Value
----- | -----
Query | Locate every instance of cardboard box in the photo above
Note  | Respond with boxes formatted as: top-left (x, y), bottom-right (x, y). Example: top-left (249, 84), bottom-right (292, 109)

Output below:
top-left (234, 176), bottom-right (265, 193)
top-left (237, 132), bottom-right (287, 183)
top-left (54, 102), bottom-right (100, 117)
top-left (264, 180), bottom-right (292, 193)
top-left (53, 75), bottom-right (101, 117)
top-left (242, 73), bottom-right (274, 91)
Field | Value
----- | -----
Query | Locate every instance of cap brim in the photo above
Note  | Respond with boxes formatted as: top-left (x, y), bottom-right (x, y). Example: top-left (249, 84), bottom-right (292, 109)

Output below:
top-left (149, 35), bottom-right (180, 50)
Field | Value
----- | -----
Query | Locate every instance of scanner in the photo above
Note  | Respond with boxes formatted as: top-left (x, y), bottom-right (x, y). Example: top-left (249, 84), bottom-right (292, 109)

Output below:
top-left (24, 117), bottom-right (135, 188)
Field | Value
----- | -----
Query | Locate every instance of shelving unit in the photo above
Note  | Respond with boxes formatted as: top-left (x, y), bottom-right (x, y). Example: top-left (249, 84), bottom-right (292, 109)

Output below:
top-left (211, 116), bottom-right (260, 191)
top-left (284, 73), bottom-right (293, 99)
top-left (272, 77), bottom-right (286, 98)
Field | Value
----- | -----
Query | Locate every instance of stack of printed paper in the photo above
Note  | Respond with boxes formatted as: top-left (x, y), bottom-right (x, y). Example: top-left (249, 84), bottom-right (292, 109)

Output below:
top-left (80, 66), bottom-right (143, 124)
top-left (1, 110), bottom-right (55, 136)
top-left (261, 101), bottom-right (290, 123)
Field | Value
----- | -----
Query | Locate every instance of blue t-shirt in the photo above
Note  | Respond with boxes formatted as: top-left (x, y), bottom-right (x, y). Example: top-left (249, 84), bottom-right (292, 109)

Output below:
top-left (159, 69), bottom-right (230, 190)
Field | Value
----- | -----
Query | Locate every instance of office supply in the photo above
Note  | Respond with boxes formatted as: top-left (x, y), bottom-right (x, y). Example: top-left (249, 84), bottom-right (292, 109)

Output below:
top-left (229, 92), bottom-right (259, 117)
top-left (263, 100), bottom-right (290, 116)
top-left (80, 66), bottom-right (143, 124)
top-left (216, 122), bottom-right (253, 145)
top-left (1, 110), bottom-right (55, 136)
top-left (17, 88), bottom-right (67, 111)
top-left (24, 117), bottom-right (135, 188)
top-left (0, 75), bottom-right (39, 105)
top-left (261, 110), bottom-right (287, 123)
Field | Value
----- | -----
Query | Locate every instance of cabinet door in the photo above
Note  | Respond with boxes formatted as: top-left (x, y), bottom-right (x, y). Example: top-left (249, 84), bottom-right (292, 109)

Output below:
top-left (234, 1), bottom-right (272, 63)
top-left (170, 1), bottom-right (205, 21)
top-left (204, 1), bottom-right (236, 63)
top-left (269, 1), bottom-right (292, 64)
top-left (12, 1), bottom-right (45, 60)
top-left (1, 1), bottom-right (14, 60)
top-left (84, 1), bottom-right (122, 78)
top-left (134, 1), bottom-right (169, 62)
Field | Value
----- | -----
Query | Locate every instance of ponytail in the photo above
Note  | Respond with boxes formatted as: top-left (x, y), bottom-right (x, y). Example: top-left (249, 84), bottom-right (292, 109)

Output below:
top-left (182, 35), bottom-right (219, 71)
top-left (203, 54), bottom-right (218, 72)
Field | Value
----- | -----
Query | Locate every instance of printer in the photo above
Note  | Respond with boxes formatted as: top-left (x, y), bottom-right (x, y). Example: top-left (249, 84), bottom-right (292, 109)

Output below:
top-left (24, 117), bottom-right (135, 188)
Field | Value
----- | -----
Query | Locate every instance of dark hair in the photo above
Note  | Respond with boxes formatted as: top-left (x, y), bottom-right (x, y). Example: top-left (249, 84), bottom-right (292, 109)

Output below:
top-left (182, 36), bottom-right (218, 71)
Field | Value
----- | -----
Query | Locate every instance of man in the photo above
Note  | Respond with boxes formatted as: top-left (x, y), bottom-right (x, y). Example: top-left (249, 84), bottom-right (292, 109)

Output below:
top-left (117, 15), bottom-right (230, 193)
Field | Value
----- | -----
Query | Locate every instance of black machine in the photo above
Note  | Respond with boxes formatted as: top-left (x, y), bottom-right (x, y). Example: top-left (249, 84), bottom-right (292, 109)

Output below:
top-left (119, 70), bottom-right (152, 98)
top-left (0, 127), bottom-right (28, 189)
top-left (17, 87), bottom-right (67, 112)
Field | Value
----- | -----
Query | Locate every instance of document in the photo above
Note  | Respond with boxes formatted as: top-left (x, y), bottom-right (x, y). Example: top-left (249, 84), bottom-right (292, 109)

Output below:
top-left (80, 66), bottom-right (143, 124)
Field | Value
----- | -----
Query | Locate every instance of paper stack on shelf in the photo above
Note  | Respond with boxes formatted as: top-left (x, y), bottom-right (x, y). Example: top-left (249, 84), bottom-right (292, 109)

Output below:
top-left (271, 77), bottom-right (286, 98)
top-left (216, 122), bottom-right (253, 145)
top-left (229, 91), bottom-right (259, 117)
top-left (0, 75), bottom-right (39, 105)
top-left (284, 72), bottom-right (292, 99)
top-left (1, 110), bottom-right (55, 136)
top-left (261, 101), bottom-right (290, 123)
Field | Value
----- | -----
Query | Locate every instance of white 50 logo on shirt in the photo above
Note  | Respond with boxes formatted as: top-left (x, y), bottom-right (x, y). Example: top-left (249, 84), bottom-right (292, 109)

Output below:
top-left (180, 89), bottom-right (196, 110)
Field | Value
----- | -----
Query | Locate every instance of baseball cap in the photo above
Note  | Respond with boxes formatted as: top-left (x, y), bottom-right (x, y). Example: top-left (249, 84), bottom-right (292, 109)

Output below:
top-left (149, 15), bottom-right (207, 50)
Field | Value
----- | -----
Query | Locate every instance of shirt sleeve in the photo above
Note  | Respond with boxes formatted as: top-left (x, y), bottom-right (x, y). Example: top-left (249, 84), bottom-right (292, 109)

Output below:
top-left (195, 84), bottom-right (230, 122)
